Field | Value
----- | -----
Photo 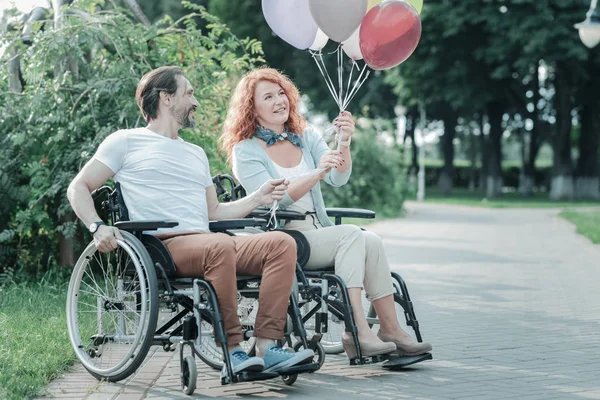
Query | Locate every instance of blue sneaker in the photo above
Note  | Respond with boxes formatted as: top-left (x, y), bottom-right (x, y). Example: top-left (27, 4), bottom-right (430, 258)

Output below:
top-left (262, 344), bottom-right (315, 373)
top-left (220, 349), bottom-right (264, 379)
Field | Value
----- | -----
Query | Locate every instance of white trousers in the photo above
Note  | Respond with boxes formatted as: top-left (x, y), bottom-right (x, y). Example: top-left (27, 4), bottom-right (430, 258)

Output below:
top-left (285, 215), bottom-right (394, 301)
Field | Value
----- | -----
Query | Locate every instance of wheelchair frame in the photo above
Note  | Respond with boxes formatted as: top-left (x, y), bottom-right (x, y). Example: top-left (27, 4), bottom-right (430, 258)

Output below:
top-left (214, 174), bottom-right (432, 368)
top-left (65, 180), bottom-right (321, 396)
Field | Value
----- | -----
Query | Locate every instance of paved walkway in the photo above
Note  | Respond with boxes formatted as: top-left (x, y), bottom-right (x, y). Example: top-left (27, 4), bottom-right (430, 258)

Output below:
top-left (38, 202), bottom-right (600, 399)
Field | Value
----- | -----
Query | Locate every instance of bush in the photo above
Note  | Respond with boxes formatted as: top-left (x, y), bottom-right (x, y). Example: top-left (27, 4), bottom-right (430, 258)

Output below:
top-left (321, 121), bottom-right (408, 217)
top-left (0, 0), bottom-right (263, 276)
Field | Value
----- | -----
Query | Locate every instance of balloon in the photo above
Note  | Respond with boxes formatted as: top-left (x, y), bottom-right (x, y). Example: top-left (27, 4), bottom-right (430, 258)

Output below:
top-left (309, 0), bottom-right (368, 43)
top-left (359, 0), bottom-right (422, 70)
top-left (309, 29), bottom-right (329, 51)
top-left (368, 0), bottom-right (423, 14)
top-left (342, 27), bottom-right (363, 60)
top-left (262, 0), bottom-right (318, 50)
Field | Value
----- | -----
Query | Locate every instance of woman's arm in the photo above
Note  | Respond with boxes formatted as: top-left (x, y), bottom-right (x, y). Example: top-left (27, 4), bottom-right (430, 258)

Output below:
top-left (233, 143), bottom-right (296, 208)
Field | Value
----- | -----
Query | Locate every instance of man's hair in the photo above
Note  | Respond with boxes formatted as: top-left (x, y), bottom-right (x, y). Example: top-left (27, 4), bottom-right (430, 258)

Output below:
top-left (135, 66), bottom-right (185, 122)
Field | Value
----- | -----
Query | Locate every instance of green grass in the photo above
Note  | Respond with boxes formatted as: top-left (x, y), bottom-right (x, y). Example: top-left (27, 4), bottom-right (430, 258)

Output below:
top-left (418, 188), bottom-right (600, 209)
top-left (560, 210), bottom-right (600, 244)
top-left (0, 272), bottom-right (76, 400)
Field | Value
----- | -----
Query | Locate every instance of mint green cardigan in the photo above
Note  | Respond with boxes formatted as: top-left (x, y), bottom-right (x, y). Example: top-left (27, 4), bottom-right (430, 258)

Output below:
top-left (232, 128), bottom-right (352, 228)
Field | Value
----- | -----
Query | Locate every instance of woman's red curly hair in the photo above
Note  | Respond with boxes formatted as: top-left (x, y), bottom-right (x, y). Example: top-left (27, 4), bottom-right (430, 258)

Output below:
top-left (221, 67), bottom-right (307, 161)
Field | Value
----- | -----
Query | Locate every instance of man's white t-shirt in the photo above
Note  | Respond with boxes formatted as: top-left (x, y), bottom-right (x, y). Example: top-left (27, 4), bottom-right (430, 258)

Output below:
top-left (93, 127), bottom-right (213, 234)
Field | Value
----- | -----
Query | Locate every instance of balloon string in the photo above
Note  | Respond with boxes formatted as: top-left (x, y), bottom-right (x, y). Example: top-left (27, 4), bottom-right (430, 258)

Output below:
top-left (343, 65), bottom-right (370, 110)
top-left (310, 51), bottom-right (341, 109)
top-left (337, 45), bottom-right (343, 111)
top-left (343, 59), bottom-right (357, 107)
top-left (318, 52), bottom-right (343, 110)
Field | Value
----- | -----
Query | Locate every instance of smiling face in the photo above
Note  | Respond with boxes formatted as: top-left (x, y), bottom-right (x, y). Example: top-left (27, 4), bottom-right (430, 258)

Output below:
top-left (253, 80), bottom-right (290, 133)
top-left (169, 75), bottom-right (199, 129)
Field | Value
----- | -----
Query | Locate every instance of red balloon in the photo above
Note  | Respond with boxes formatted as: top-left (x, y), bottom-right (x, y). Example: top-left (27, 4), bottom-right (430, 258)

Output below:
top-left (359, 0), bottom-right (422, 70)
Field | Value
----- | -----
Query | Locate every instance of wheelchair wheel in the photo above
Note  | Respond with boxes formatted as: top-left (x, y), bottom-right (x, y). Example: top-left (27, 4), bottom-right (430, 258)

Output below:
top-left (181, 356), bottom-right (197, 395)
top-left (301, 298), bottom-right (345, 354)
top-left (196, 296), bottom-right (258, 370)
top-left (281, 373), bottom-right (298, 386)
top-left (66, 231), bottom-right (159, 382)
top-left (293, 340), bottom-right (325, 369)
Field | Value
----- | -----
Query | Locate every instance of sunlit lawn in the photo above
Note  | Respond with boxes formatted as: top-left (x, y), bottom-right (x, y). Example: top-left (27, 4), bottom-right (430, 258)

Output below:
top-left (418, 188), bottom-right (600, 209)
top-left (559, 210), bottom-right (600, 244)
top-left (0, 273), bottom-right (76, 400)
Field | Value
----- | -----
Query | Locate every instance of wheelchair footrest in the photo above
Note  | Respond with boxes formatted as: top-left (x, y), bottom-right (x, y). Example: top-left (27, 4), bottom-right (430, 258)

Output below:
top-left (349, 354), bottom-right (387, 366)
top-left (237, 371), bottom-right (279, 382)
top-left (381, 352), bottom-right (433, 369)
top-left (277, 362), bottom-right (320, 375)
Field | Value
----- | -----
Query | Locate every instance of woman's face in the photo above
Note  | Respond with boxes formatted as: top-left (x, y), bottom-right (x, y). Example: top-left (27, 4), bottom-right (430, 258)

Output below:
top-left (253, 80), bottom-right (290, 132)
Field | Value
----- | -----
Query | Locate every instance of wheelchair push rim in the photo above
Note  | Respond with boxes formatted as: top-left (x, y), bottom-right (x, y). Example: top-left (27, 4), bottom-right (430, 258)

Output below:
top-left (66, 232), bottom-right (158, 380)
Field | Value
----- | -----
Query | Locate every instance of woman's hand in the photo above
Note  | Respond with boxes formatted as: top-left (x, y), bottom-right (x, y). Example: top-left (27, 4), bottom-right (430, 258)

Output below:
top-left (257, 178), bottom-right (290, 205)
top-left (317, 150), bottom-right (344, 178)
top-left (334, 110), bottom-right (355, 142)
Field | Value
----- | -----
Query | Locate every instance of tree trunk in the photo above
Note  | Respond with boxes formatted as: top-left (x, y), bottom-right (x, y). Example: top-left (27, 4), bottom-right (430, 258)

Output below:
top-left (403, 106), bottom-right (419, 175)
top-left (486, 102), bottom-right (503, 198)
top-left (468, 125), bottom-right (478, 191)
top-left (478, 115), bottom-right (488, 193)
top-left (59, 213), bottom-right (77, 267)
top-left (438, 113), bottom-right (456, 195)
top-left (550, 62), bottom-right (574, 200)
top-left (575, 102), bottom-right (600, 199)
top-left (123, 0), bottom-right (152, 28)
top-left (520, 67), bottom-right (542, 197)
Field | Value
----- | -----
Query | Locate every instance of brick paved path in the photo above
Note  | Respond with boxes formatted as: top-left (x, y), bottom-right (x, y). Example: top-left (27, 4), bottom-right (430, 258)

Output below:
top-left (38, 202), bottom-right (600, 399)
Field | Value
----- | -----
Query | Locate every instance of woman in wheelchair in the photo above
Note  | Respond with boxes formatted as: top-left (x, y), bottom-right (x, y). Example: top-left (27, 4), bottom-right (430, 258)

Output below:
top-left (67, 66), bottom-right (314, 380)
top-left (221, 67), bottom-right (432, 359)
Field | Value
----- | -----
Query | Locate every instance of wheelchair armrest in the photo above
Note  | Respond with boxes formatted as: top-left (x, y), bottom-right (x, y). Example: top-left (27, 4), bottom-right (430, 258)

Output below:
top-left (114, 220), bottom-right (179, 231)
top-left (248, 209), bottom-right (307, 221)
top-left (209, 218), bottom-right (267, 232)
top-left (326, 207), bottom-right (376, 225)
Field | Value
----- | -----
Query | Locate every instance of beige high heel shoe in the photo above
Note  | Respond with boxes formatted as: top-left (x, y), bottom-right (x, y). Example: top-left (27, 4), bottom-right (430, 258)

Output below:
top-left (377, 331), bottom-right (432, 356)
top-left (341, 336), bottom-right (397, 359)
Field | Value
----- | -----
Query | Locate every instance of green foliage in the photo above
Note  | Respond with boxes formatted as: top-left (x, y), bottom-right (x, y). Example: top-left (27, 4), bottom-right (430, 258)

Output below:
top-left (560, 210), bottom-right (600, 243)
top-left (0, 0), bottom-right (263, 276)
top-left (0, 271), bottom-right (74, 399)
top-left (321, 120), bottom-right (408, 217)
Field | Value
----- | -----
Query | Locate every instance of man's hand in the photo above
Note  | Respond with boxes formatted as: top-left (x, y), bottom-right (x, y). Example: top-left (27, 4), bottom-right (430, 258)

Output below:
top-left (93, 225), bottom-right (124, 253)
top-left (256, 178), bottom-right (290, 206)
top-left (317, 150), bottom-right (344, 178)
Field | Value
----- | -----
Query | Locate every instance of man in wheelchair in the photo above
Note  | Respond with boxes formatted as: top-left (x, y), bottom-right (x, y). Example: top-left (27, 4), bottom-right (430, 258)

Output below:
top-left (66, 65), bottom-right (314, 379)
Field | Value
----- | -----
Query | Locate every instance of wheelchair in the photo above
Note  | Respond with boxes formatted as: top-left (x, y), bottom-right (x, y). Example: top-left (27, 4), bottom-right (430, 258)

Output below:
top-left (214, 174), bottom-right (433, 369)
top-left (65, 179), bottom-right (321, 396)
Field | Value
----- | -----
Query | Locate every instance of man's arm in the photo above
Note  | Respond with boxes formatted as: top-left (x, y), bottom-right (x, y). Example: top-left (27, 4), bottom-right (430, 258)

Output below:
top-left (206, 178), bottom-right (288, 221)
top-left (67, 159), bottom-right (123, 252)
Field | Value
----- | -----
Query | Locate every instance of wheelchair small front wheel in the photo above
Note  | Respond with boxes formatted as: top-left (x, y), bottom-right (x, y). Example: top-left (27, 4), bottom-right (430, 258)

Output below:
top-left (181, 356), bottom-right (197, 395)
top-left (281, 373), bottom-right (298, 386)
top-left (293, 340), bottom-right (325, 369)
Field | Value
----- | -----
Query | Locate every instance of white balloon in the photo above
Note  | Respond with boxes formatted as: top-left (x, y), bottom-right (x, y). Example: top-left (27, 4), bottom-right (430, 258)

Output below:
top-left (309, 29), bottom-right (329, 51)
top-left (341, 26), bottom-right (363, 60)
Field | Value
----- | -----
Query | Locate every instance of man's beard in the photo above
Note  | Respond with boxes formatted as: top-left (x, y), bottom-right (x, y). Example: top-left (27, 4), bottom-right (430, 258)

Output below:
top-left (172, 105), bottom-right (196, 128)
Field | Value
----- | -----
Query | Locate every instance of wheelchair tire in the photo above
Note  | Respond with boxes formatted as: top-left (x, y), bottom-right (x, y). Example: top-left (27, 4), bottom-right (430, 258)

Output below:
top-left (66, 231), bottom-right (159, 382)
top-left (293, 340), bottom-right (325, 369)
top-left (181, 356), bottom-right (197, 395)
top-left (281, 373), bottom-right (298, 386)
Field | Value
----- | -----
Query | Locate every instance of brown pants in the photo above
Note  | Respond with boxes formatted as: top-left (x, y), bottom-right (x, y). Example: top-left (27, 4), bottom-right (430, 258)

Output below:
top-left (159, 231), bottom-right (297, 346)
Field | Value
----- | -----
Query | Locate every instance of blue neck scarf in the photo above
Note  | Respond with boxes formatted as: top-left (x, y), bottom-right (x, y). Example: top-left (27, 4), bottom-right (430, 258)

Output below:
top-left (255, 125), bottom-right (303, 148)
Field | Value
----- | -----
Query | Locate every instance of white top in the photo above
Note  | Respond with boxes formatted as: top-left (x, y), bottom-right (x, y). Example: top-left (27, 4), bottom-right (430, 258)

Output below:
top-left (271, 156), bottom-right (316, 214)
top-left (92, 127), bottom-right (213, 234)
